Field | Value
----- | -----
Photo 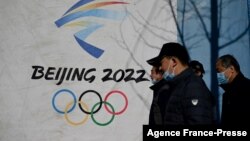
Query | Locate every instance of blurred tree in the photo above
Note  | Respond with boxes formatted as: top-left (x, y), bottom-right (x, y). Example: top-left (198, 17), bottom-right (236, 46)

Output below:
top-left (167, 0), bottom-right (250, 122)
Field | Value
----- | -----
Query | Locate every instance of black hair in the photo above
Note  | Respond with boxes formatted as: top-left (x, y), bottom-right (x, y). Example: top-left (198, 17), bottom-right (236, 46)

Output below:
top-left (189, 60), bottom-right (205, 77)
top-left (218, 54), bottom-right (240, 72)
top-left (153, 66), bottom-right (163, 74)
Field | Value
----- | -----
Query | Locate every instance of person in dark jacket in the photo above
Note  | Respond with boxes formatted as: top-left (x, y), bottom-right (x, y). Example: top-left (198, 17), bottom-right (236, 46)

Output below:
top-left (216, 54), bottom-right (250, 127)
top-left (147, 59), bottom-right (171, 125)
top-left (148, 42), bottom-right (214, 125)
top-left (189, 60), bottom-right (205, 78)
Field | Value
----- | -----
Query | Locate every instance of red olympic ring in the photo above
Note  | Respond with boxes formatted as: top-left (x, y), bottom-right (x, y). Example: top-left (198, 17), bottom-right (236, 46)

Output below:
top-left (104, 90), bottom-right (128, 115)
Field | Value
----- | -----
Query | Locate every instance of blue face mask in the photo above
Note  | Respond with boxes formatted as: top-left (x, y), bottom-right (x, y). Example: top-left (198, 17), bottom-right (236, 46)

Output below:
top-left (163, 71), bottom-right (175, 81)
top-left (217, 71), bottom-right (228, 85)
top-left (163, 61), bottom-right (175, 81)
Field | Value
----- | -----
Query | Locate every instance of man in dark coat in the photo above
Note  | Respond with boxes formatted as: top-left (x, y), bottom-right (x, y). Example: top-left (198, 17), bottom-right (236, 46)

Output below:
top-left (147, 59), bottom-right (171, 125)
top-left (216, 54), bottom-right (250, 127)
top-left (148, 42), bottom-right (214, 125)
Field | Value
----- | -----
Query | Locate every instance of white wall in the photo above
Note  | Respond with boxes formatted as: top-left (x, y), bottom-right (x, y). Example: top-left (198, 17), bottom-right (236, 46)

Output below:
top-left (0, 0), bottom-right (177, 141)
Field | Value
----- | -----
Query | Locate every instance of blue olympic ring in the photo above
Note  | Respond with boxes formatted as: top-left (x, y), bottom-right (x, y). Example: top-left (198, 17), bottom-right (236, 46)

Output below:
top-left (52, 89), bottom-right (77, 114)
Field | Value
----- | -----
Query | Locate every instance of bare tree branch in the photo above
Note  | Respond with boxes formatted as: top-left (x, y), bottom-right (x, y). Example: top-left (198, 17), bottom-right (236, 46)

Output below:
top-left (136, 8), bottom-right (177, 36)
top-left (190, 0), bottom-right (211, 42)
top-left (248, 0), bottom-right (250, 53)
top-left (218, 0), bottom-right (222, 37)
top-left (188, 38), bottom-right (206, 50)
top-left (220, 23), bottom-right (250, 49)
top-left (167, 0), bottom-right (186, 47)
top-left (181, 0), bottom-right (186, 36)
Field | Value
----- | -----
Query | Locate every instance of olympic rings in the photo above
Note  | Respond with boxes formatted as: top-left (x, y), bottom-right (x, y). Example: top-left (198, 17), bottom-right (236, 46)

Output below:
top-left (52, 89), bottom-right (128, 126)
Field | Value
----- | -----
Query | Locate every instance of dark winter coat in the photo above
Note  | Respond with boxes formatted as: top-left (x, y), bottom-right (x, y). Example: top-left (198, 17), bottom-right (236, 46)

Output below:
top-left (163, 68), bottom-right (214, 125)
top-left (149, 79), bottom-right (171, 125)
top-left (220, 72), bottom-right (250, 127)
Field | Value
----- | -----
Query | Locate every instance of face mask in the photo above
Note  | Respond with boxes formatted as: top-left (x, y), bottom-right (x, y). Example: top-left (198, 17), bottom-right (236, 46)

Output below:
top-left (151, 79), bottom-right (159, 84)
top-left (217, 70), bottom-right (230, 85)
top-left (163, 61), bottom-right (175, 81)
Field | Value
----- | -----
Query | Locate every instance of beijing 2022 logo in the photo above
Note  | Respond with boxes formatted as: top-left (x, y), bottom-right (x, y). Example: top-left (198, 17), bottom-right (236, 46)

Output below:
top-left (55, 0), bottom-right (128, 58)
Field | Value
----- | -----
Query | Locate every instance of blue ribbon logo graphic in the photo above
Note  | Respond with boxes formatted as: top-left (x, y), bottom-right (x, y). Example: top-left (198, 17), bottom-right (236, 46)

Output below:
top-left (55, 0), bottom-right (128, 58)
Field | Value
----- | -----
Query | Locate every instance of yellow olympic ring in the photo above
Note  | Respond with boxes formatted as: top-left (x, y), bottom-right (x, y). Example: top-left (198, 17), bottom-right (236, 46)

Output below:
top-left (64, 101), bottom-right (89, 126)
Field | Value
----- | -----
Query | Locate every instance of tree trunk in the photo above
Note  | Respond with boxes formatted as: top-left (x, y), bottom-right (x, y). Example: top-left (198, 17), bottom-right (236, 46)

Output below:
top-left (210, 0), bottom-right (219, 123)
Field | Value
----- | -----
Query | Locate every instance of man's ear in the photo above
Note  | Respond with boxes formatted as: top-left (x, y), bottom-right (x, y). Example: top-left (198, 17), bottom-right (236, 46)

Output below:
top-left (229, 66), bottom-right (235, 72)
top-left (171, 57), bottom-right (177, 67)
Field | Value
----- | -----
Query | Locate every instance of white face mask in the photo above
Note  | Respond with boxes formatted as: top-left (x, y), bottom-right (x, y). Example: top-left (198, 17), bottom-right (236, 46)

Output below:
top-left (163, 60), bottom-right (175, 81)
top-left (151, 78), bottom-right (159, 84)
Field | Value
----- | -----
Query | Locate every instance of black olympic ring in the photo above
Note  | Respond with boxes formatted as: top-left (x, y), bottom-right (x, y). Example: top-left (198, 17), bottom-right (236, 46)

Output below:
top-left (78, 90), bottom-right (102, 114)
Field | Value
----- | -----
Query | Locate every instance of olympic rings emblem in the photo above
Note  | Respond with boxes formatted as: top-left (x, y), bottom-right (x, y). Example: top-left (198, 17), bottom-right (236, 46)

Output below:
top-left (52, 89), bottom-right (128, 126)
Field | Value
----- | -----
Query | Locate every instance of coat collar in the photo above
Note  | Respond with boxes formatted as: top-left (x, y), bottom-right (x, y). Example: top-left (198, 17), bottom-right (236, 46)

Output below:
top-left (150, 79), bottom-right (167, 91)
top-left (220, 72), bottom-right (245, 91)
top-left (168, 67), bottom-right (193, 86)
